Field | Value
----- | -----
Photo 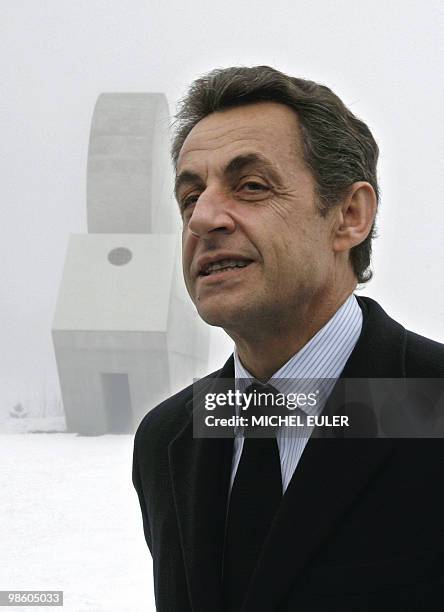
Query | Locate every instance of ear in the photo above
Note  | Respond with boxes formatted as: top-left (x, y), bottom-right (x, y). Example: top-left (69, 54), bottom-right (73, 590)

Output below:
top-left (332, 182), bottom-right (377, 253)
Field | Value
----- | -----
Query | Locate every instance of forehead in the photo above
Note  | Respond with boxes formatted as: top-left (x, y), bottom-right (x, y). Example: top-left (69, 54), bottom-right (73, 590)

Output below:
top-left (176, 101), bottom-right (304, 174)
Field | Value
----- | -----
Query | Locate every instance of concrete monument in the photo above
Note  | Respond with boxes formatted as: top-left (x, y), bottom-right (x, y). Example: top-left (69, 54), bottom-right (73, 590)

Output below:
top-left (52, 93), bottom-right (209, 435)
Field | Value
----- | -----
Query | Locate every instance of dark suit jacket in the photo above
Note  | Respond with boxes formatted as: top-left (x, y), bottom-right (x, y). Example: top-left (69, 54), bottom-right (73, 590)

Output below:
top-left (132, 296), bottom-right (444, 611)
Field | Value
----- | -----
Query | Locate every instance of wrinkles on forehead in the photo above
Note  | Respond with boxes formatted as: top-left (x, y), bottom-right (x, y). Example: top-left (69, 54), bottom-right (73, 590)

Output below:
top-left (177, 127), bottom-right (266, 172)
top-left (177, 102), bottom-right (303, 161)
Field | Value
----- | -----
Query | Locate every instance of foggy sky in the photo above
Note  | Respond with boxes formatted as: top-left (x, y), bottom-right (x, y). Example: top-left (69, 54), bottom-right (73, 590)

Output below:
top-left (1, 0), bottom-right (443, 409)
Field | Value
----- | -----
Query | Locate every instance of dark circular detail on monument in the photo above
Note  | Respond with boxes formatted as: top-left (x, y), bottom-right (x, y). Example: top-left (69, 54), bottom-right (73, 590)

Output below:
top-left (108, 247), bottom-right (133, 266)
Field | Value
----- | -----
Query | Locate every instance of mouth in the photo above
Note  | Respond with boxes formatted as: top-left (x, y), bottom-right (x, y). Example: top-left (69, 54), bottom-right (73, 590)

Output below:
top-left (197, 258), bottom-right (254, 279)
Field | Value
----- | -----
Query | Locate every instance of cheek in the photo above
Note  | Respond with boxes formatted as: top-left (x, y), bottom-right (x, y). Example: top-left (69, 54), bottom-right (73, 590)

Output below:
top-left (181, 229), bottom-right (194, 267)
top-left (181, 232), bottom-right (200, 296)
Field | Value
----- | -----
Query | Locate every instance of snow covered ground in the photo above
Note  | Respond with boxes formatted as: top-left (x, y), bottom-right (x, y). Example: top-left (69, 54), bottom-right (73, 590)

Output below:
top-left (0, 434), bottom-right (156, 611)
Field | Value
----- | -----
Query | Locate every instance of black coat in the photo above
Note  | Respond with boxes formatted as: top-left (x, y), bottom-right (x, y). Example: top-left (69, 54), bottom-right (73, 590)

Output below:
top-left (132, 296), bottom-right (444, 611)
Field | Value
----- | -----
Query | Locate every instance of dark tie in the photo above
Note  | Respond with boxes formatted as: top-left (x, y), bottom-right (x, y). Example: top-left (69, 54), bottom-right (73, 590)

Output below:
top-left (222, 382), bottom-right (283, 612)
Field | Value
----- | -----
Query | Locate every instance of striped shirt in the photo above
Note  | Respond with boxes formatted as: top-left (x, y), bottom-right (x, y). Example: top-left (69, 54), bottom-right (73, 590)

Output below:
top-left (231, 293), bottom-right (363, 493)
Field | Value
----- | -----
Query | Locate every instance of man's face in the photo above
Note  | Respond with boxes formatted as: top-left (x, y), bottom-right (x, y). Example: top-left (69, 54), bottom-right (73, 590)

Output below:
top-left (175, 101), bottom-right (338, 333)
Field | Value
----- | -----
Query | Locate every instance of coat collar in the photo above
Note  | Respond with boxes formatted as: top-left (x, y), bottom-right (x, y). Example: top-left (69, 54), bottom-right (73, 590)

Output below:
top-left (168, 357), bottom-right (235, 612)
top-left (169, 296), bottom-right (407, 612)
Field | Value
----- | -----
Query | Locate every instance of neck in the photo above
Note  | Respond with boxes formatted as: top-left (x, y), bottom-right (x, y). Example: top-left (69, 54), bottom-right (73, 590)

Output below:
top-left (228, 287), bottom-right (356, 382)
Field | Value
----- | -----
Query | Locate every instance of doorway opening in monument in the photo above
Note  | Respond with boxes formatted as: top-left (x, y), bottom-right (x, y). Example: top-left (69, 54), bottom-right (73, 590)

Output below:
top-left (101, 373), bottom-right (133, 434)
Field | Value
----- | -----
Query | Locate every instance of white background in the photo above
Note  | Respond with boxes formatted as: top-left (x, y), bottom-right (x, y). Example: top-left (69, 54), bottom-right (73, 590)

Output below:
top-left (2, 0), bottom-right (443, 405)
top-left (1, 1), bottom-right (443, 609)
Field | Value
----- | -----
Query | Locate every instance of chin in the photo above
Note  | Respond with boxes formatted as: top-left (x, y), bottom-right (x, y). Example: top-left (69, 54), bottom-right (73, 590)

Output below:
top-left (197, 307), bottom-right (229, 328)
top-left (195, 297), bottom-right (238, 328)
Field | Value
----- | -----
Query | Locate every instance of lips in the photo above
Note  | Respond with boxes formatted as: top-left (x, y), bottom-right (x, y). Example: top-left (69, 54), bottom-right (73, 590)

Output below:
top-left (195, 253), bottom-right (254, 278)
top-left (200, 258), bottom-right (252, 276)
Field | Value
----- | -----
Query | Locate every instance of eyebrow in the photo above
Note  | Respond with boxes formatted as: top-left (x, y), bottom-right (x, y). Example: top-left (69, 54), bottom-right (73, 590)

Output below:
top-left (174, 152), bottom-right (283, 203)
top-left (174, 170), bottom-right (205, 203)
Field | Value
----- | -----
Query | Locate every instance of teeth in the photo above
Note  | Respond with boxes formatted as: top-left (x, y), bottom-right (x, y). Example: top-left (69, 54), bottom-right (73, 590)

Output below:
top-left (203, 258), bottom-right (250, 275)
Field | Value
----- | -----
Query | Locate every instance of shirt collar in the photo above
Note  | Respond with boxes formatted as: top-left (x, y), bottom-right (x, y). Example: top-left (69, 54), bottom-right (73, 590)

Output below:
top-left (234, 293), bottom-right (363, 396)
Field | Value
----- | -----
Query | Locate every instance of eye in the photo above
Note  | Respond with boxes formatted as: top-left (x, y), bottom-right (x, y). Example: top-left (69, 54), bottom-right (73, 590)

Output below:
top-left (242, 181), bottom-right (266, 190)
top-left (238, 180), bottom-right (270, 198)
top-left (180, 193), bottom-right (200, 212)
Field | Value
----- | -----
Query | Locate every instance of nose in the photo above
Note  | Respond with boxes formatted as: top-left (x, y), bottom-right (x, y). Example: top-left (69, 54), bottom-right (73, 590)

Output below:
top-left (187, 188), bottom-right (236, 238)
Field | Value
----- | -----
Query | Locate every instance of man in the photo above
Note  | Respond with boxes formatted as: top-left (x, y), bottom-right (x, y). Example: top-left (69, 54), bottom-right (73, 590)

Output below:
top-left (133, 66), bottom-right (444, 611)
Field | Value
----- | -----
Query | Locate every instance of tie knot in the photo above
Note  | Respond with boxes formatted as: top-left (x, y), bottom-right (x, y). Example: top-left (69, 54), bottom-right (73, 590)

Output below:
top-left (245, 381), bottom-right (278, 394)
top-left (242, 382), bottom-right (282, 437)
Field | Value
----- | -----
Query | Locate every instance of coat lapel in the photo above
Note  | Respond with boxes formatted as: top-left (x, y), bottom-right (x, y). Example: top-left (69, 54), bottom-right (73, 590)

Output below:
top-left (168, 357), bottom-right (235, 612)
top-left (242, 296), bottom-right (407, 612)
top-left (169, 296), bottom-right (408, 612)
